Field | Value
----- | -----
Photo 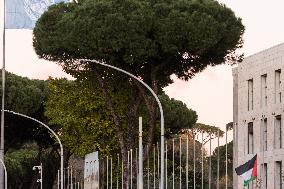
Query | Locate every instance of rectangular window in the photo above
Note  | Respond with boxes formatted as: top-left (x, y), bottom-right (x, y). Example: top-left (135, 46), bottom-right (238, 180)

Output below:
top-left (275, 69), bottom-right (281, 103)
top-left (263, 163), bottom-right (268, 189)
top-left (248, 122), bottom-right (254, 154)
top-left (275, 161), bottom-right (282, 189)
top-left (275, 115), bottom-right (282, 149)
top-left (248, 79), bottom-right (254, 111)
top-left (261, 74), bottom-right (268, 107)
top-left (263, 118), bottom-right (268, 151)
top-left (261, 163), bottom-right (268, 189)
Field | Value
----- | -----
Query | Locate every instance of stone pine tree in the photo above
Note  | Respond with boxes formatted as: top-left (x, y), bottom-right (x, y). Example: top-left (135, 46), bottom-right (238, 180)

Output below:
top-left (33, 0), bottom-right (244, 185)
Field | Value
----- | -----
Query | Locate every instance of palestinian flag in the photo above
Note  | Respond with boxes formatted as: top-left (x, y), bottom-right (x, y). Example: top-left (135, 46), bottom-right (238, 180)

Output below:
top-left (235, 154), bottom-right (257, 186)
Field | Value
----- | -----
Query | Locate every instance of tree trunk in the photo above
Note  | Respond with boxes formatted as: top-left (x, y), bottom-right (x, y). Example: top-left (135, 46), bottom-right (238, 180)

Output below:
top-left (134, 79), bottom-right (157, 159)
top-left (91, 62), bottom-right (162, 188)
top-left (127, 87), bottom-right (142, 148)
top-left (92, 66), bottom-right (130, 188)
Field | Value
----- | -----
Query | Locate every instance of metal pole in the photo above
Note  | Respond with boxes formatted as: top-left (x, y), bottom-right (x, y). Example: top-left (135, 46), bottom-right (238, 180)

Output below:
top-left (172, 139), bottom-right (174, 189)
top-left (71, 167), bottom-right (73, 189)
top-left (0, 0), bottom-right (6, 185)
top-left (41, 163), bottom-right (43, 189)
top-left (130, 149), bottom-right (133, 189)
top-left (0, 159), bottom-right (7, 189)
top-left (80, 59), bottom-right (165, 189)
top-left (201, 132), bottom-right (204, 189)
top-left (138, 117), bottom-right (143, 189)
top-left (58, 170), bottom-right (60, 189)
top-left (154, 146), bottom-right (156, 189)
top-left (209, 134), bottom-right (211, 189)
top-left (68, 167), bottom-right (70, 189)
top-left (186, 134), bottom-right (188, 189)
top-left (63, 168), bottom-right (65, 189)
top-left (127, 151), bottom-right (130, 189)
top-left (147, 145), bottom-right (149, 189)
top-left (225, 127), bottom-right (228, 189)
top-left (193, 133), bottom-right (196, 189)
top-left (122, 156), bottom-right (124, 189)
top-left (217, 131), bottom-right (220, 189)
top-left (74, 170), bottom-right (76, 189)
top-left (111, 157), bottom-right (113, 189)
top-left (4, 110), bottom-right (64, 189)
top-left (117, 154), bottom-right (119, 189)
top-left (165, 141), bottom-right (168, 189)
top-left (179, 137), bottom-right (181, 189)
top-left (107, 156), bottom-right (109, 189)
top-left (157, 143), bottom-right (160, 179)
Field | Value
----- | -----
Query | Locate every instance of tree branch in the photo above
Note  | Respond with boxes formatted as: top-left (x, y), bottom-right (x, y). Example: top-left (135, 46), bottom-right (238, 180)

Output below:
top-left (92, 65), bottom-right (127, 155)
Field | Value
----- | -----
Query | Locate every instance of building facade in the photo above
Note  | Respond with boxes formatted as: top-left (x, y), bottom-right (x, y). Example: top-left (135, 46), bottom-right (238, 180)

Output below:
top-left (233, 43), bottom-right (284, 189)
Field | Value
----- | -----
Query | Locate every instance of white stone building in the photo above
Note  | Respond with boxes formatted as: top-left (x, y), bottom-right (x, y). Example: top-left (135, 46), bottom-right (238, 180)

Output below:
top-left (233, 43), bottom-right (284, 189)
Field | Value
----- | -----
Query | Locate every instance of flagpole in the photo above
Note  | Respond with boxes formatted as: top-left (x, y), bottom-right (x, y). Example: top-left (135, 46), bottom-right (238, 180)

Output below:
top-left (0, 0), bottom-right (6, 186)
top-left (225, 127), bottom-right (228, 189)
top-left (217, 130), bottom-right (220, 189)
top-left (193, 132), bottom-right (196, 189)
top-left (209, 134), bottom-right (211, 189)
top-left (201, 132), bottom-right (203, 189)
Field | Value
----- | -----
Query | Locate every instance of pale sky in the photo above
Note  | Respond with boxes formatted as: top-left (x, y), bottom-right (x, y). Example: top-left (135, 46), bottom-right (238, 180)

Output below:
top-left (165, 0), bottom-right (284, 149)
top-left (1, 0), bottom-right (284, 150)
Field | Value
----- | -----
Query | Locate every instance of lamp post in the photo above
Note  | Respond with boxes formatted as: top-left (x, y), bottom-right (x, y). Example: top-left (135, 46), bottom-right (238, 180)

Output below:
top-left (3, 110), bottom-right (64, 189)
top-left (79, 59), bottom-right (165, 189)
top-left (0, 159), bottom-right (6, 189)
top-left (33, 163), bottom-right (43, 189)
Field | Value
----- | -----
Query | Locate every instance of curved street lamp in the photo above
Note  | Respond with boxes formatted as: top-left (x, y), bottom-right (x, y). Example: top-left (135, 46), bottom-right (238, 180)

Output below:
top-left (0, 159), bottom-right (7, 189)
top-left (4, 110), bottom-right (64, 189)
top-left (79, 59), bottom-right (165, 189)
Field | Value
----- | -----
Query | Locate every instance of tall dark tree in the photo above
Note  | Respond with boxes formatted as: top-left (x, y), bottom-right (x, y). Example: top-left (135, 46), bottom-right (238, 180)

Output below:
top-left (0, 71), bottom-right (50, 150)
top-left (0, 71), bottom-right (61, 188)
top-left (33, 0), bottom-right (244, 183)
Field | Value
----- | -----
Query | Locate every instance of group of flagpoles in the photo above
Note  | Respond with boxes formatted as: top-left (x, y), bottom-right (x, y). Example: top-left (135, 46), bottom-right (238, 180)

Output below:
top-left (89, 125), bottom-right (230, 189)
top-left (60, 167), bottom-right (83, 189)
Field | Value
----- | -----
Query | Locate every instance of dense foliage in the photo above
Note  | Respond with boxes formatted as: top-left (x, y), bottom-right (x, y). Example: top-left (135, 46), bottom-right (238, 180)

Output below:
top-left (0, 71), bottom-right (61, 188)
top-left (0, 71), bottom-right (53, 150)
top-left (5, 143), bottom-right (60, 189)
top-left (45, 78), bottom-right (198, 156)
